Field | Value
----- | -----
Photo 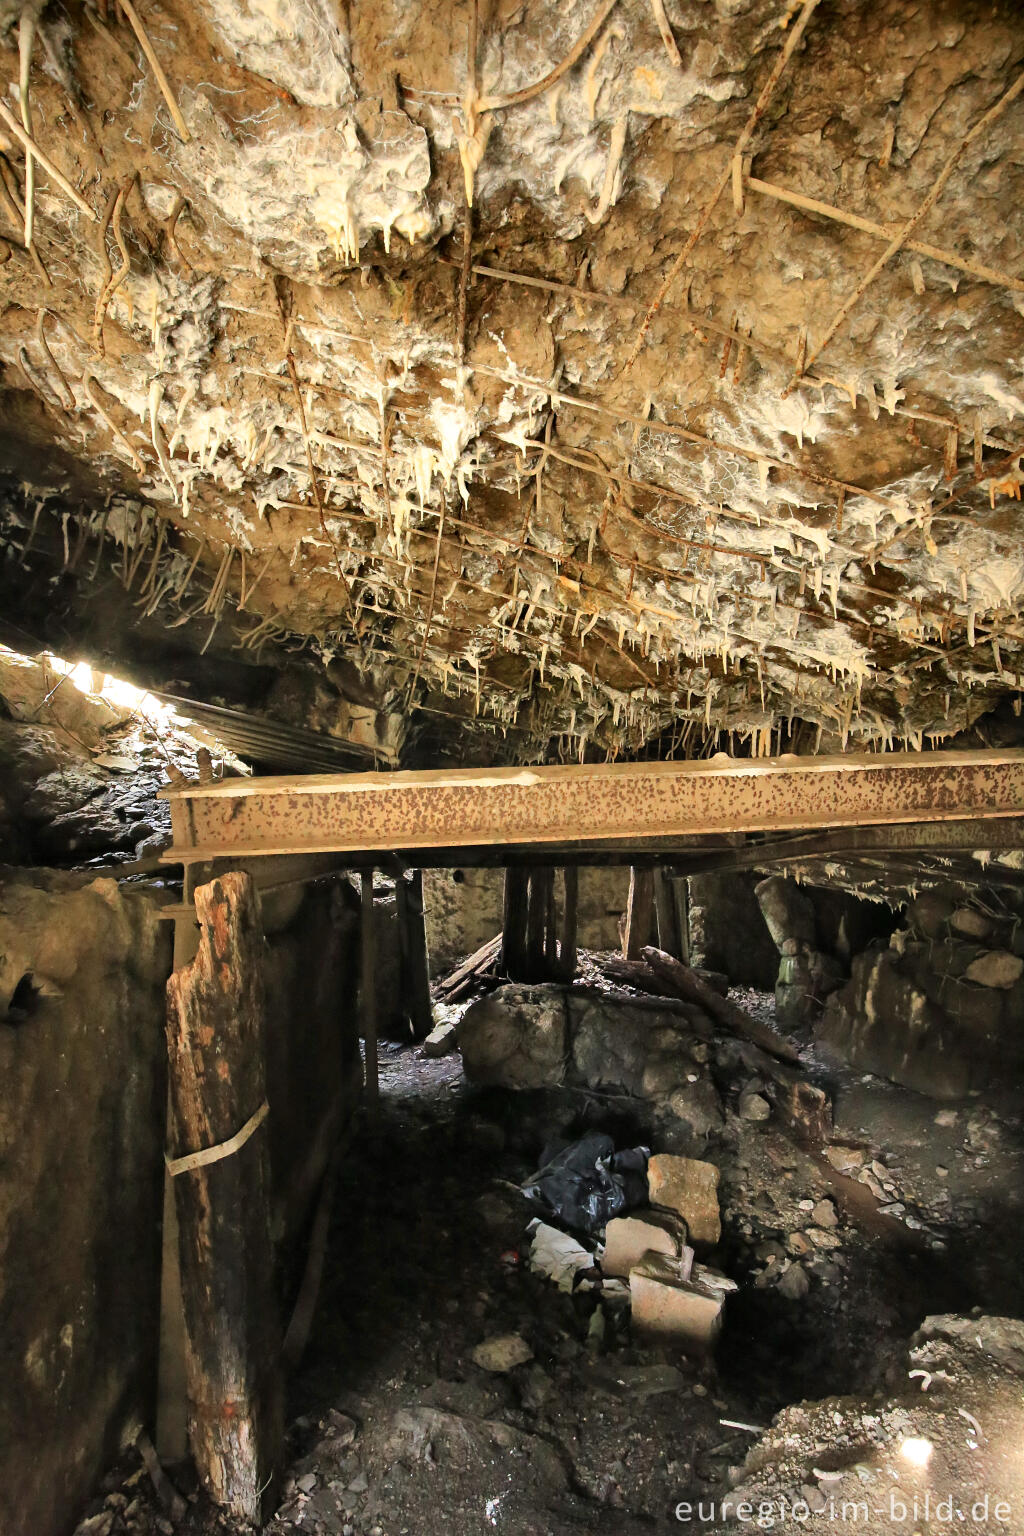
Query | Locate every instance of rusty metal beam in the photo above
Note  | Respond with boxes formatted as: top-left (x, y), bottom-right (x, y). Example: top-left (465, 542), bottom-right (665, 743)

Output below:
top-left (159, 750), bottom-right (1024, 866)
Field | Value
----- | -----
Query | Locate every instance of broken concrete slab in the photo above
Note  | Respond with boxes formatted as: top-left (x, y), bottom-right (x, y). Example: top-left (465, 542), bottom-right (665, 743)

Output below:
top-left (601, 1212), bottom-right (690, 1279)
top-left (646, 1154), bottom-right (721, 1246)
top-left (629, 1254), bottom-right (726, 1353)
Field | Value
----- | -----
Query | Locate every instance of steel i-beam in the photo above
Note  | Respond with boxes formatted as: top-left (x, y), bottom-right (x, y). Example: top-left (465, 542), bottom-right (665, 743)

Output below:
top-left (159, 749), bottom-right (1024, 865)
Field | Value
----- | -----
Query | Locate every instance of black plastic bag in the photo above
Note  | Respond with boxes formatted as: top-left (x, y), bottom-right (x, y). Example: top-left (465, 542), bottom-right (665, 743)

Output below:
top-left (522, 1133), bottom-right (650, 1236)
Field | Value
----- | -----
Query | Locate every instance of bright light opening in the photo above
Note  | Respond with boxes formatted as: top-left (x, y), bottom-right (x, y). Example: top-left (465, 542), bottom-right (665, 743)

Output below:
top-left (900, 1437), bottom-right (933, 1468)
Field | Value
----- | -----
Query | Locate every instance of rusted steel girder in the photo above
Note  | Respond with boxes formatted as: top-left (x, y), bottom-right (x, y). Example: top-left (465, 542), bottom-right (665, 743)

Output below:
top-left (159, 750), bottom-right (1024, 865)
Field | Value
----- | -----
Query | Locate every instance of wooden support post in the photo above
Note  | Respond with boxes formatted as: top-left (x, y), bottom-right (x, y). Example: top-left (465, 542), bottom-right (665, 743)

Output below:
top-left (397, 868), bottom-right (433, 1039)
top-left (361, 870), bottom-right (379, 1110)
top-left (501, 866), bottom-right (529, 979)
top-left (653, 868), bottom-right (679, 959)
top-left (560, 866), bottom-right (578, 980)
top-left (544, 869), bottom-right (558, 968)
top-left (165, 872), bottom-right (282, 1522)
top-left (525, 867), bottom-right (548, 979)
top-left (623, 865), bottom-right (655, 960)
top-left (672, 876), bottom-right (691, 966)
top-left (156, 862), bottom-right (199, 1462)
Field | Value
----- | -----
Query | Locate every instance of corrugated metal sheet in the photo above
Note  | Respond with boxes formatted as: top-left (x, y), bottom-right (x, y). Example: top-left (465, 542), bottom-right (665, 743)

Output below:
top-left (155, 692), bottom-right (381, 773)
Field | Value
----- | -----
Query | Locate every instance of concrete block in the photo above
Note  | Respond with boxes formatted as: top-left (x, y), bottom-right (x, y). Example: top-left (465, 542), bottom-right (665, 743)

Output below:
top-left (646, 1154), bottom-right (721, 1245)
top-left (629, 1253), bottom-right (725, 1353)
top-left (601, 1212), bottom-right (690, 1279)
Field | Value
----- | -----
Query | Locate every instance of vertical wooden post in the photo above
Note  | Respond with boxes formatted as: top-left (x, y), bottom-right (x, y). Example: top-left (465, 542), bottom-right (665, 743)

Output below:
top-left (525, 867), bottom-right (547, 979)
top-left (623, 865), bottom-right (655, 960)
top-left (544, 869), bottom-right (558, 967)
top-left (672, 875), bottom-right (691, 966)
top-left (560, 866), bottom-right (578, 980)
top-left (156, 861), bottom-right (199, 1462)
top-left (501, 866), bottom-right (529, 979)
top-left (165, 872), bottom-right (282, 1521)
top-left (654, 868), bottom-right (679, 958)
top-left (361, 870), bottom-right (379, 1110)
top-left (398, 868), bottom-right (433, 1039)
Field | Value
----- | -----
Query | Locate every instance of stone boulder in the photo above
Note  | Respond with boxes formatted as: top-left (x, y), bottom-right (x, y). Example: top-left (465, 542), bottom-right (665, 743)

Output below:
top-left (457, 984), bottom-right (568, 1087)
top-left (568, 992), bottom-right (723, 1138)
top-left (963, 951), bottom-right (1023, 990)
top-left (755, 875), bottom-right (816, 951)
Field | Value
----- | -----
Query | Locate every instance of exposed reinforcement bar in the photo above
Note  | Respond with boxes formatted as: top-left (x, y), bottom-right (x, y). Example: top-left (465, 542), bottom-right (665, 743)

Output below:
top-left (159, 750), bottom-right (1024, 865)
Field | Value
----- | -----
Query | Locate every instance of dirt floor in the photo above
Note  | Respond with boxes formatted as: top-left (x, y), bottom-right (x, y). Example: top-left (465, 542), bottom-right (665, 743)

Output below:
top-left (80, 979), bottom-right (1024, 1536)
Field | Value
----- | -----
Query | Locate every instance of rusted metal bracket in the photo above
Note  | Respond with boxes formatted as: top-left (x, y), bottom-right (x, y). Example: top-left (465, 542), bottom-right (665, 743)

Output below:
top-left (158, 750), bottom-right (1024, 866)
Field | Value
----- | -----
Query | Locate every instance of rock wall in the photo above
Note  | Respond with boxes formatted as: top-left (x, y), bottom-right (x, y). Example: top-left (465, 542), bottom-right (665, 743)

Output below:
top-left (424, 867), bottom-right (630, 973)
top-left (817, 890), bottom-right (1024, 1099)
top-left (687, 873), bottom-right (779, 989)
top-left (0, 865), bottom-right (364, 1536)
top-left (262, 880), bottom-right (363, 1247)
top-left (0, 871), bottom-right (171, 1536)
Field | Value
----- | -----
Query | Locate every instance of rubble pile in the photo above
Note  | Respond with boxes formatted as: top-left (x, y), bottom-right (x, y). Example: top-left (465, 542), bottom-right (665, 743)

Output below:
top-left (523, 1141), bottom-right (738, 1356)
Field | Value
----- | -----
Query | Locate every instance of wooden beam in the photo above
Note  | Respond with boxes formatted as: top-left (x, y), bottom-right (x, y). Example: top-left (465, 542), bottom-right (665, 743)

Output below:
top-left (397, 869), bottom-right (433, 1039)
top-left (653, 868), bottom-right (679, 958)
top-left (501, 866), bottom-right (530, 979)
top-left (156, 861), bottom-right (199, 1463)
top-left (159, 751), bottom-right (1024, 865)
top-left (361, 872), bottom-right (379, 1111)
top-left (560, 866), bottom-right (578, 980)
top-left (165, 872), bottom-right (282, 1520)
top-left (623, 866), bottom-right (655, 960)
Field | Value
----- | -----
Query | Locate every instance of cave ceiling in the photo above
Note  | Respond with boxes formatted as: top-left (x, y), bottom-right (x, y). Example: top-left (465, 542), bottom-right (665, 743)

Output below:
top-left (0, 0), bottom-right (1022, 768)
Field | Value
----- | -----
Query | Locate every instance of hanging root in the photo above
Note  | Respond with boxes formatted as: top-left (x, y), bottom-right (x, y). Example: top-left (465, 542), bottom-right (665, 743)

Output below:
top-left (477, 0), bottom-right (620, 112)
top-left (0, 153), bottom-right (51, 284)
top-left (116, 0), bottom-right (192, 143)
top-left (36, 309), bottom-right (76, 408)
top-left (93, 174), bottom-right (135, 355)
top-left (0, 99), bottom-right (97, 221)
top-left (163, 192), bottom-right (193, 271)
top-left (18, 3), bottom-right (36, 248)
top-left (649, 0), bottom-right (681, 67)
top-left (84, 374), bottom-right (145, 471)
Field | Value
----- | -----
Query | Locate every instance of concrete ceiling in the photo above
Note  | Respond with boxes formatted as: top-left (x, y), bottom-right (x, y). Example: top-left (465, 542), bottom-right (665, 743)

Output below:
top-left (0, 0), bottom-right (1022, 768)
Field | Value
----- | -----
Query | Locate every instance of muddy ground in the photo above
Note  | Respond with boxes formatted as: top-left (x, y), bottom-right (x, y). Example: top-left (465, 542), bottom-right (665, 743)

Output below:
top-left (80, 981), bottom-right (1024, 1536)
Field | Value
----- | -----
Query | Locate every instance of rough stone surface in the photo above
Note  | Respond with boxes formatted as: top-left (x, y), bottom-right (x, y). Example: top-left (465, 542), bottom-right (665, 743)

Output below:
top-left (0, 871), bottom-right (170, 1536)
top-left (421, 1021), bottom-right (458, 1057)
top-left (756, 876), bottom-right (817, 952)
top-left (646, 1155), bottom-right (721, 1247)
top-left (457, 984), bottom-right (568, 1088)
top-left (818, 927), bottom-right (1024, 1097)
top-left (738, 1089), bottom-right (772, 1122)
top-left (471, 1334), bottom-right (533, 1373)
top-left (963, 950), bottom-right (1024, 989)
top-left (686, 873), bottom-right (779, 990)
top-left (2, 4), bottom-right (1023, 777)
top-left (950, 908), bottom-right (994, 942)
